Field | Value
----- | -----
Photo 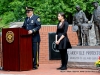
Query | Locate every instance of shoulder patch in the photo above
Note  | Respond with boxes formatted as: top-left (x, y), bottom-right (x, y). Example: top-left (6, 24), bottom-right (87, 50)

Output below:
top-left (37, 18), bottom-right (40, 22)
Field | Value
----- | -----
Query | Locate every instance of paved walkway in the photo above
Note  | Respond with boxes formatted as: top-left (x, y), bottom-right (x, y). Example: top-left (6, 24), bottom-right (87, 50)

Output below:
top-left (0, 64), bottom-right (100, 75)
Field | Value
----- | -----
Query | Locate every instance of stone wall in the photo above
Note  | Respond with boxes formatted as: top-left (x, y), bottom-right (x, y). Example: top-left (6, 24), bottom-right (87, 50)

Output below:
top-left (0, 25), bottom-right (78, 67)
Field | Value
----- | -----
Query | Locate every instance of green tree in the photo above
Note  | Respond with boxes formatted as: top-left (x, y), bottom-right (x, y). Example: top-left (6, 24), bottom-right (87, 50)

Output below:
top-left (0, 0), bottom-right (100, 25)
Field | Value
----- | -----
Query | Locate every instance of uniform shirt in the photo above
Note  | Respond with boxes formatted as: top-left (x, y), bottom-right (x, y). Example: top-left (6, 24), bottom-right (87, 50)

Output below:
top-left (22, 15), bottom-right (41, 42)
top-left (93, 6), bottom-right (100, 22)
top-left (73, 10), bottom-right (88, 25)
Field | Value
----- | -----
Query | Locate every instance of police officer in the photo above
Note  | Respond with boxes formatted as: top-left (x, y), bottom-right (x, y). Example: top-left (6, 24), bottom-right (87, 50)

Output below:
top-left (22, 7), bottom-right (41, 70)
top-left (91, 1), bottom-right (100, 46)
top-left (73, 5), bottom-right (88, 46)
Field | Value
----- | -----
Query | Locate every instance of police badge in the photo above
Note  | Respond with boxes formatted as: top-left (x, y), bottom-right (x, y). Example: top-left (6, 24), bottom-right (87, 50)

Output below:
top-left (37, 18), bottom-right (40, 22)
top-left (31, 20), bottom-right (34, 23)
top-left (6, 31), bottom-right (14, 43)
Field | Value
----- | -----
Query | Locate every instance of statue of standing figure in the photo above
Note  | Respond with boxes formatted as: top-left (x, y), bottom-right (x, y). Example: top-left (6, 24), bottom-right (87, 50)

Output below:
top-left (91, 1), bottom-right (100, 46)
top-left (72, 5), bottom-right (90, 46)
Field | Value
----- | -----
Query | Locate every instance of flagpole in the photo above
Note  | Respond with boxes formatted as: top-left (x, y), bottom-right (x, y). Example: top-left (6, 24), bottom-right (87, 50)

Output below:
top-left (0, 28), bottom-right (3, 70)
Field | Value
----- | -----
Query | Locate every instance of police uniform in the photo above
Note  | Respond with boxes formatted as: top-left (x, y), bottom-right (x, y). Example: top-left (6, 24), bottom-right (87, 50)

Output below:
top-left (73, 9), bottom-right (88, 46)
top-left (92, 1), bottom-right (100, 45)
top-left (22, 7), bottom-right (41, 69)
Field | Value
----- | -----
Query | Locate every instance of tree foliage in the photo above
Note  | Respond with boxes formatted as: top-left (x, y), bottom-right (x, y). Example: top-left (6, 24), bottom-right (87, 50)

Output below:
top-left (0, 0), bottom-right (100, 25)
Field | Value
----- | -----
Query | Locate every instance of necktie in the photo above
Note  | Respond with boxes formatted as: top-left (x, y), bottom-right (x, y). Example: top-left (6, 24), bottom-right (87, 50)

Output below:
top-left (27, 17), bottom-right (30, 24)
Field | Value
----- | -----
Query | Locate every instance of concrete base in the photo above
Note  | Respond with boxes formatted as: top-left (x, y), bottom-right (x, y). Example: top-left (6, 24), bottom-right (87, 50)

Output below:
top-left (67, 46), bottom-right (100, 69)
top-left (72, 46), bottom-right (100, 49)
top-left (68, 62), bottom-right (96, 69)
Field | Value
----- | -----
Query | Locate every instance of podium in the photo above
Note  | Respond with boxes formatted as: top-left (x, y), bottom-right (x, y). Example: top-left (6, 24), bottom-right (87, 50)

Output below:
top-left (2, 28), bottom-right (33, 71)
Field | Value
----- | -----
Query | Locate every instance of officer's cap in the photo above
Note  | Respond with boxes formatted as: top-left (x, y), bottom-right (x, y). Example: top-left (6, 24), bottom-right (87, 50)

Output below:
top-left (26, 7), bottom-right (34, 11)
top-left (75, 5), bottom-right (80, 8)
top-left (92, 1), bottom-right (99, 4)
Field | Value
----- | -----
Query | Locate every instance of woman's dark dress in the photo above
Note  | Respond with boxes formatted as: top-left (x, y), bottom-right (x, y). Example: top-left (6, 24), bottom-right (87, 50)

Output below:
top-left (56, 21), bottom-right (72, 50)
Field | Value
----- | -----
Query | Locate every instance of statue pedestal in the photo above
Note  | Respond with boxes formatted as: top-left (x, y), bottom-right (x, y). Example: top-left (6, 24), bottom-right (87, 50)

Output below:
top-left (67, 46), bottom-right (100, 69)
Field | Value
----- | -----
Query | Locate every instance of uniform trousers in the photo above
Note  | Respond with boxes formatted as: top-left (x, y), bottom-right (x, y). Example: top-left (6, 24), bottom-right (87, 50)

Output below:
top-left (32, 42), bottom-right (40, 68)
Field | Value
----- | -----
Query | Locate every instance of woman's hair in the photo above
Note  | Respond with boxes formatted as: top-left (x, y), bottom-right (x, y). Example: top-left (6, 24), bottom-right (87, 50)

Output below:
top-left (58, 12), bottom-right (67, 27)
top-left (58, 12), bottom-right (67, 21)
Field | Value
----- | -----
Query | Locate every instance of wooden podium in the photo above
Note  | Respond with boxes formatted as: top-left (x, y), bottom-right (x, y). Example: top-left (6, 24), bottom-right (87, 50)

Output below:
top-left (2, 28), bottom-right (33, 71)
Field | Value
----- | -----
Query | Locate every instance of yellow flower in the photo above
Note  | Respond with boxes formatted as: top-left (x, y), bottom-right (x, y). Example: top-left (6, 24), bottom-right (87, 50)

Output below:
top-left (95, 61), bottom-right (98, 65)
top-left (95, 57), bottom-right (100, 66)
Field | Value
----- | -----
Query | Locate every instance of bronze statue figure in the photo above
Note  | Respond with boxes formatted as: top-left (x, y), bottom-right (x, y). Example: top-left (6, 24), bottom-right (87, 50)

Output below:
top-left (72, 5), bottom-right (89, 46)
top-left (91, 1), bottom-right (100, 46)
top-left (81, 23), bottom-right (92, 46)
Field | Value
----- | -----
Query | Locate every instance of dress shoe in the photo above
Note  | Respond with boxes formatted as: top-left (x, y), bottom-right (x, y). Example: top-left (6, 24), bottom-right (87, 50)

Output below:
top-left (0, 67), bottom-right (3, 70)
top-left (57, 66), bottom-right (62, 70)
top-left (33, 67), bottom-right (38, 70)
top-left (77, 43), bottom-right (82, 46)
top-left (84, 43), bottom-right (89, 46)
top-left (60, 67), bottom-right (67, 70)
top-left (95, 43), bottom-right (100, 46)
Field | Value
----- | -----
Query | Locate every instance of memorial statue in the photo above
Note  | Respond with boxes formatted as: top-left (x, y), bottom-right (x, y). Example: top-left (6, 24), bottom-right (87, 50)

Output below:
top-left (72, 5), bottom-right (89, 46)
top-left (91, 1), bottom-right (100, 46)
top-left (81, 23), bottom-right (92, 46)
